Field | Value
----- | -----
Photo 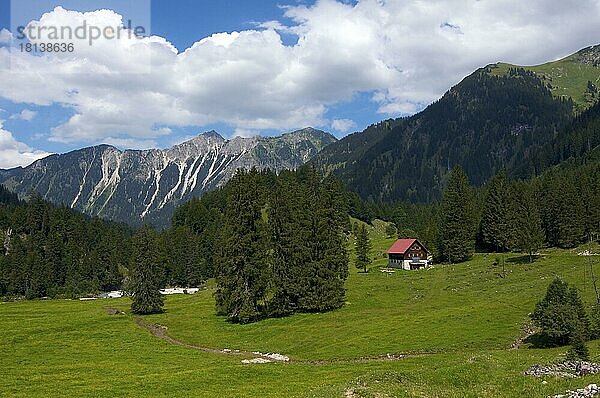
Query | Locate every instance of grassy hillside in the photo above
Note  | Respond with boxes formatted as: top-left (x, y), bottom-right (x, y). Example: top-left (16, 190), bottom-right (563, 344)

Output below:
top-left (2, 230), bottom-right (600, 397)
top-left (489, 45), bottom-right (600, 112)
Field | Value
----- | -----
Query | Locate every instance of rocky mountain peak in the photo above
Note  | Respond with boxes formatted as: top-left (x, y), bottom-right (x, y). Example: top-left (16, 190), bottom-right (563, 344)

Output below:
top-left (0, 127), bottom-right (336, 227)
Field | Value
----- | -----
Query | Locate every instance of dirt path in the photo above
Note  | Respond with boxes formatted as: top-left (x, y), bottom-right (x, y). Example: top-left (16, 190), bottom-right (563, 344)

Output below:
top-left (134, 317), bottom-right (408, 365)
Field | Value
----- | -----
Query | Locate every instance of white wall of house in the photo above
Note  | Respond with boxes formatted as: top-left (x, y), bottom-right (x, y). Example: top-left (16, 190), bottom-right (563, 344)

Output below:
top-left (388, 258), bottom-right (429, 270)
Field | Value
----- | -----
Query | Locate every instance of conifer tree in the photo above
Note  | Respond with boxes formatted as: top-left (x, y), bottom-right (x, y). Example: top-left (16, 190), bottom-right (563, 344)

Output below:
top-left (129, 225), bottom-right (164, 315)
top-left (355, 224), bottom-right (372, 273)
top-left (439, 166), bottom-right (476, 263)
top-left (567, 331), bottom-right (590, 360)
top-left (163, 226), bottom-right (204, 287)
top-left (540, 174), bottom-right (586, 248)
top-left (215, 169), bottom-right (270, 324)
top-left (298, 170), bottom-right (349, 312)
top-left (385, 223), bottom-right (397, 238)
top-left (269, 170), bottom-right (307, 316)
top-left (511, 182), bottom-right (544, 262)
top-left (480, 172), bottom-right (513, 252)
top-left (531, 278), bottom-right (590, 346)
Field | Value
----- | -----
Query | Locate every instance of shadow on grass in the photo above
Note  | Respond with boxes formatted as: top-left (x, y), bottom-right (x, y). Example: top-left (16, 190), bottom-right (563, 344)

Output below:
top-left (524, 332), bottom-right (563, 349)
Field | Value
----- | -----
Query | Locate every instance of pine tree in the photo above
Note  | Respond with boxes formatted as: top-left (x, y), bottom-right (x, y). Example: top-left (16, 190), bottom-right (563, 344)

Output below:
top-left (298, 170), bottom-right (349, 312)
top-left (215, 169), bottom-right (270, 324)
top-left (355, 224), bottom-right (372, 273)
top-left (480, 172), bottom-right (513, 252)
top-left (438, 167), bottom-right (476, 263)
top-left (129, 225), bottom-right (164, 315)
top-left (511, 182), bottom-right (544, 262)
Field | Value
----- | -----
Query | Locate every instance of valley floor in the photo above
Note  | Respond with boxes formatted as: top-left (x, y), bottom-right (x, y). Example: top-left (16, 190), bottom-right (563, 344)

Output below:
top-left (2, 235), bottom-right (600, 397)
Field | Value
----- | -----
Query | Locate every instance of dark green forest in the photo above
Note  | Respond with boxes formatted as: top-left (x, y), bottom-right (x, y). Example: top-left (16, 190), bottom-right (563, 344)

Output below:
top-left (314, 68), bottom-right (576, 203)
top-left (348, 144), bottom-right (600, 263)
top-left (0, 190), bottom-right (131, 298)
top-left (179, 166), bottom-right (349, 323)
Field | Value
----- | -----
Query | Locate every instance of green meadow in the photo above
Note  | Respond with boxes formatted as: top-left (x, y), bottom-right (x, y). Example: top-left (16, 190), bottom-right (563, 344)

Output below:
top-left (490, 53), bottom-right (600, 111)
top-left (2, 225), bottom-right (599, 397)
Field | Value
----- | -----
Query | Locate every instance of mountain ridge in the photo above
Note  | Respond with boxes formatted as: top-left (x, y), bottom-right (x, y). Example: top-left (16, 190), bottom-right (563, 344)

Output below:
top-left (488, 44), bottom-right (600, 112)
top-left (0, 127), bottom-right (336, 227)
top-left (312, 46), bottom-right (600, 202)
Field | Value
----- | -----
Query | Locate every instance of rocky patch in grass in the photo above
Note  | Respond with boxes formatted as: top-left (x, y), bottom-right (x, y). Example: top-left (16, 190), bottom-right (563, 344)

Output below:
top-left (551, 383), bottom-right (599, 398)
top-left (525, 361), bottom-right (600, 378)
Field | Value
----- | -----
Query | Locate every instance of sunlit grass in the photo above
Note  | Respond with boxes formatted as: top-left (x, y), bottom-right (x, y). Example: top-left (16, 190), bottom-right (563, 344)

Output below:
top-left (1, 228), bottom-right (599, 397)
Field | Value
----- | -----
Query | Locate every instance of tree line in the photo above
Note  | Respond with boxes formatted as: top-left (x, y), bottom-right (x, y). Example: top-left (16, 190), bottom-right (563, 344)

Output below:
top-left (0, 191), bottom-right (131, 298)
top-left (0, 189), bottom-right (211, 300)
top-left (348, 145), bottom-right (600, 264)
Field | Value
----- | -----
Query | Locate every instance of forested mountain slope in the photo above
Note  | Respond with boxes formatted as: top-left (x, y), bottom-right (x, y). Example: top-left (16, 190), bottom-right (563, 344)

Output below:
top-left (313, 45), bottom-right (600, 203)
top-left (490, 44), bottom-right (600, 111)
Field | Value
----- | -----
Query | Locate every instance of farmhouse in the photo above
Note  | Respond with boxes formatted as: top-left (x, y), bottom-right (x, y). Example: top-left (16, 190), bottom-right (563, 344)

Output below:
top-left (387, 239), bottom-right (430, 270)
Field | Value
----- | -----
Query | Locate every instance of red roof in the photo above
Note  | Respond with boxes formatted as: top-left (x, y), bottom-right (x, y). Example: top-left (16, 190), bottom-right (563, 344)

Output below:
top-left (387, 239), bottom-right (418, 254)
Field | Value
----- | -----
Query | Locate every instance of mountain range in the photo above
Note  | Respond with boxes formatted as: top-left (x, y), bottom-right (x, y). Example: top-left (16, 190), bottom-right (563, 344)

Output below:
top-left (0, 128), bottom-right (335, 227)
top-left (1, 45), bottom-right (599, 227)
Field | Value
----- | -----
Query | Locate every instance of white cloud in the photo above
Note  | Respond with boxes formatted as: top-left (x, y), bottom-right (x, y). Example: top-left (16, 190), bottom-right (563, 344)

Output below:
top-left (331, 118), bottom-right (357, 133)
top-left (0, 29), bottom-right (12, 44)
top-left (232, 128), bottom-right (259, 138)
top-left (0, 1), bottom-right (599, 145)
top-left (10, 109), bottom-right (38, 121)
top-left (0, 121), bottom-right (51, 168)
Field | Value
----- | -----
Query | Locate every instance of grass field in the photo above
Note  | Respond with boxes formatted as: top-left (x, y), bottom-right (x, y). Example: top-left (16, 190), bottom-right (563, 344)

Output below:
top-left (1, 224), bottom-right (599, 397)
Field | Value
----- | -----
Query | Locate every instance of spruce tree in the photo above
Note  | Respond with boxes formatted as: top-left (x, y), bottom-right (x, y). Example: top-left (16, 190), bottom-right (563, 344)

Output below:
top-left (439, 166), bottom-right (476, 263)
top-left (511, 182), bottom-right (544, 262)
top-left (480, 172), bottom-right (513, 252)
top-left (129, 225), bottom-right (164, 315)
top-left (385, 223), bottom-right (397, 238)
top-left (531, 278), bottom-right (590, 346)
top-left (355, 224), bottom-right (372, 273)
top-left (540, 174), bottom-right (586, 248)
top-left (214, 169), bottom-right (270, 324)
top-left (269, 170), bottom-right (307, 316)
top-left (299, 170), bottom-right (349, 312)
top-left (567, 331), bottom-right (590, 360)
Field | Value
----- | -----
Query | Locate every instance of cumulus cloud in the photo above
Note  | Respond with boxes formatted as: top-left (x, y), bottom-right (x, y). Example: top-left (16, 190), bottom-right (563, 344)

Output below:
top-left (331, 118), bottom-right (357, 133)
top-left (10, 109), bottom-right (38, 121)
top-left (0, 121), bottom-right (51, 168)
top-left (0, 29), bottom-right (12, 44)
top-left (233, 128), bottom-right (259, 138)
top-left (0, 1), bottom-right (599, 146)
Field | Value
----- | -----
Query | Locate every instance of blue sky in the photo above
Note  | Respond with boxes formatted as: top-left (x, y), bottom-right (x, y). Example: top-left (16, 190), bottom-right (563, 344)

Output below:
top-left (0, 0), bottom-right (598, 168)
